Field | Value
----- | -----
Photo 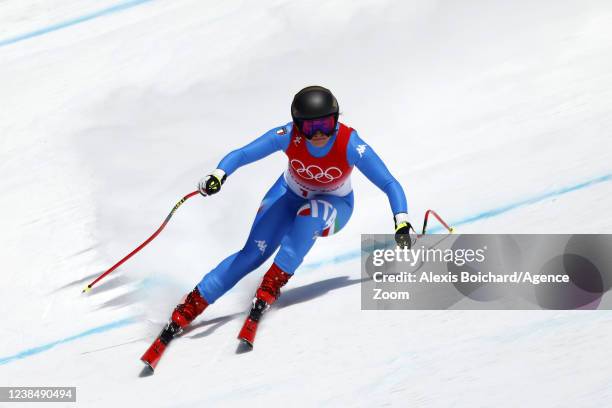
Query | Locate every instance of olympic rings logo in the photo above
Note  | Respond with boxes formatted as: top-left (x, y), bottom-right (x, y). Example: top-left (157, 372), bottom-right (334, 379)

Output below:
top-left (290, 159), bottom-right (343, 184)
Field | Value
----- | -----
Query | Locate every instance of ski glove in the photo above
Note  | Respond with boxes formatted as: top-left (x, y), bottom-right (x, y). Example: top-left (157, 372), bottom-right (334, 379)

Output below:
top-left (394, 213), bottom-right (416, 249)
top-left (198, 169), bottom-right (227, 196)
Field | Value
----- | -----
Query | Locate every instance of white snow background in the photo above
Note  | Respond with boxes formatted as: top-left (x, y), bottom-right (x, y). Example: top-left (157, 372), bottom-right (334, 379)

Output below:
top-left (0, 0), bottom-right (611, 406)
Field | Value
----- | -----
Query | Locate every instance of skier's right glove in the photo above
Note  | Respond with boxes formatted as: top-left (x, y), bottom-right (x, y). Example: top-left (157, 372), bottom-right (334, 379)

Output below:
top-left (394, 213), bottom-right (416, 249)
top-left (198, 169), bottom-right (227, 196)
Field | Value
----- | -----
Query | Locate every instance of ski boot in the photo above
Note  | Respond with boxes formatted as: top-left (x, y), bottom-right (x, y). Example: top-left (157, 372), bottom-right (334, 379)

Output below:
top-left (237, 264), bottom-right (291, 352)
top-left (141, 286), bottom-right (208, 371)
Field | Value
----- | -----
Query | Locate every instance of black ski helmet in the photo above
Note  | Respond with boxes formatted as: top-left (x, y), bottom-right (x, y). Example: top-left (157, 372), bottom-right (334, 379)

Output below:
top-left (291, 86), bottom-right (339, 127)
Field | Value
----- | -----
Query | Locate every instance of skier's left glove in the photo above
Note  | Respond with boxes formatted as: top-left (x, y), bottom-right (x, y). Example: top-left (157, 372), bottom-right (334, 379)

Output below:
top-left (198, 169), bottom-right (227, 196)
top-left (394, 213), bottom-right (416, 249)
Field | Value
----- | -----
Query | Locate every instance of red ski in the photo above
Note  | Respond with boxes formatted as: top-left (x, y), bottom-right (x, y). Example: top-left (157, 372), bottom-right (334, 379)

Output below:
top-left (141, 322), bottom-right (181, 372)
top-left (236, 298), bottom-right (269, 353)
top-left (237, 318), bottom-right (258, 352)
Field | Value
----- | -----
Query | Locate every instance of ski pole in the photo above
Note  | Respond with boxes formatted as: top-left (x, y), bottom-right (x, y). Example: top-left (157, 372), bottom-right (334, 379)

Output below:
top-left (420, 209), bottom-right (454, 236)
top-left (82, 191), bottom-right (201, 293)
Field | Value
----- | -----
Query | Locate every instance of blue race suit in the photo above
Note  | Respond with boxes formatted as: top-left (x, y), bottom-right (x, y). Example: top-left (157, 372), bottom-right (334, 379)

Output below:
top-left (197, 122), bottom-right (407, 303)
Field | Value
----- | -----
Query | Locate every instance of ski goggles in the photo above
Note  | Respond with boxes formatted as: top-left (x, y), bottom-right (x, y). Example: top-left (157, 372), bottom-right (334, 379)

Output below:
top-left (297, 115), bottom-right (337, 138)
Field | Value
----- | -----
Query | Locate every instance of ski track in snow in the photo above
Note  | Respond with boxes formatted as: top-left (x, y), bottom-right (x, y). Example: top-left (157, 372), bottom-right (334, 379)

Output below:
top-left (1, 171), bottom-right (609, 367)
top-left (1, 0), bottom-right (612, 406)
top-left (0, 0), bottom-right (155, 48)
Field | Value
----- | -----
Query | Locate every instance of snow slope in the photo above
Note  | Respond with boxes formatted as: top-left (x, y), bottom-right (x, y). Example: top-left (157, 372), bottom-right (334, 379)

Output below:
top-left (1, 0), bottom-right (611, 406)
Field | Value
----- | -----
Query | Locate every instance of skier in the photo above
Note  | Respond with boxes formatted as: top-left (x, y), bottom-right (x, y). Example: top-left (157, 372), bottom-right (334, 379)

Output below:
top-left (142, 85), bottom-right (414, 369)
